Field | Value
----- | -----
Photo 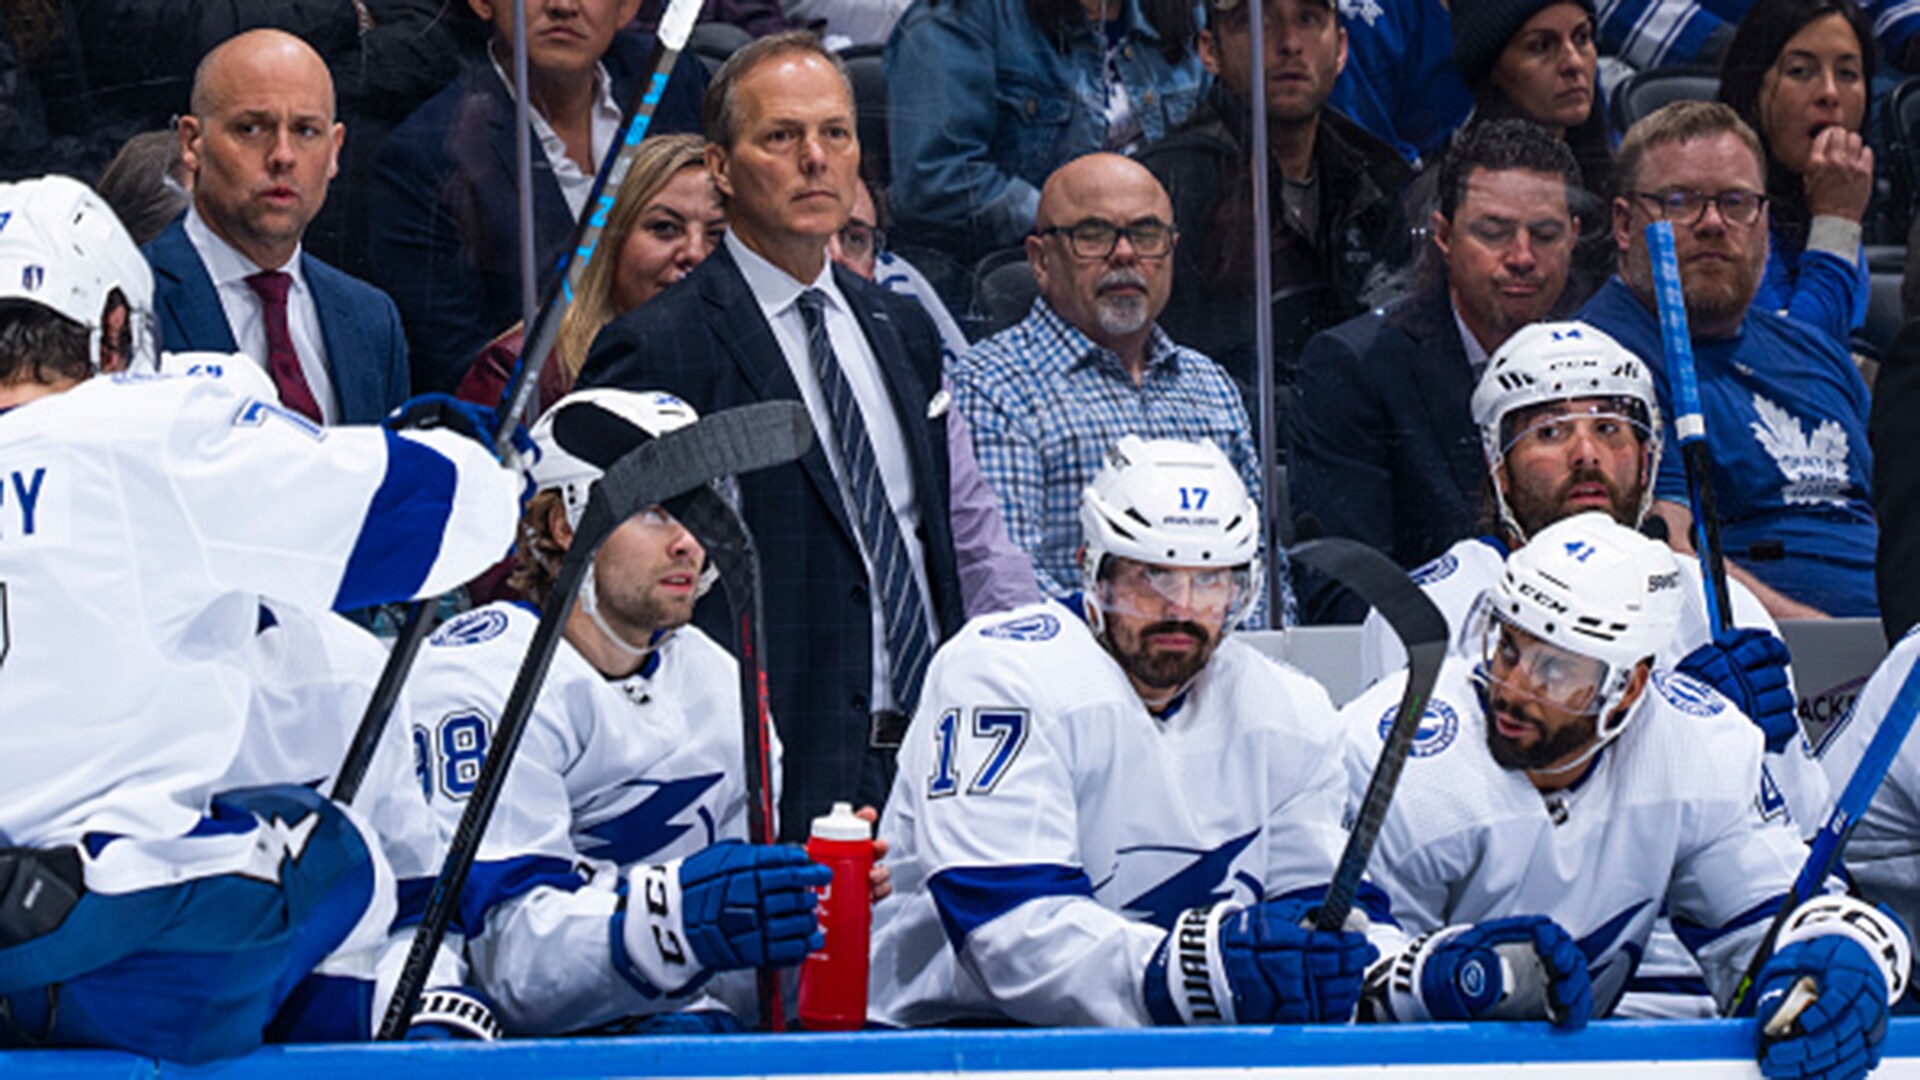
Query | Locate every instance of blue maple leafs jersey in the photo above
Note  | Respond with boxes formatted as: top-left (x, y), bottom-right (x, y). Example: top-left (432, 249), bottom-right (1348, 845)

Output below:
top-left (1342, 657), bottom-right (1809, 1016)
top-left (407, 602), bottom-right (777, 1034)
top-left (870, 601), bottom-right (1363, 1028)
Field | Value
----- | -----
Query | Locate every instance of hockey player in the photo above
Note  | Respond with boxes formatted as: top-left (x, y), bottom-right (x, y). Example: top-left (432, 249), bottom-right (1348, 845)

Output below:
top-left (870, 435), bottom-right (1382, 1028)
top-left (1346, 513), bottom-right (1906, 1079)
top-left (0, 176), bottom-right (520, 1061)
top-left (407, 388), bottom-right (857, 1035)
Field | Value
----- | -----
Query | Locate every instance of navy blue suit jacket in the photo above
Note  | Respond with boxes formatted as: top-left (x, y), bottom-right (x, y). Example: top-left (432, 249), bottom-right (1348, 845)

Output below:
top-left (579, 243), bottom-right (968, 837)
top-left (1288, 278), bottom-right (1487, 623)
top-left (144, 217), bottom-right (410, 424)
top-left (370, 30), bottom-right (706, 393)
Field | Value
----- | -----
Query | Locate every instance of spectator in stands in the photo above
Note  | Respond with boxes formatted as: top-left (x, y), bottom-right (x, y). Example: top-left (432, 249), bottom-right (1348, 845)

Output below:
top-left (145, 30), bottom-right (408, 426)
top-left (883, 0), bottom-right (1205, 278)
top-left (782, 0), bottom-right (913, 47)
top-left (1138, 0), bottom-right (1411, 412)
top-left (371, 0), bottom-right (706, 392)
top-left (455, 133), bottom-right (724, 416)
top-left (579, 31), bottom-right (1038, 835)
top-left (1581, 100), bottom-right (1877, 616)
top-left (1600, 0), bottom-right (1920, 77)
top-left (1289, 119), bottom-right (1578, 623)
top-left (96, 130), bottom-right (190, 246)
top-left (828, 178), bottom-right (972, 363)
top-left (1325, 0), bottom-right (1474, 163)
top-left (1718, 0), bottom-right (1874, 345)
top-left (952, 151), bottom-right (1279, 623)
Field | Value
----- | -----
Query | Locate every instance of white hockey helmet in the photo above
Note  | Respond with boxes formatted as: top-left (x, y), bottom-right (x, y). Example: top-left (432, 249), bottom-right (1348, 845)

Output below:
top-left (1078, 434), bottom-right (1262, 631)
top-left (1472, 321), bottom-right (1662, 539)
top-left (0, 174), bottom-right (157, 373)
top-left (1477, 511), bottom-right (1684, 754)
top-left (529, 388), bottom-right (701, 527)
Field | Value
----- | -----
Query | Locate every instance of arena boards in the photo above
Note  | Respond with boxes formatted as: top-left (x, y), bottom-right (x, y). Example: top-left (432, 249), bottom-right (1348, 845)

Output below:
top-left (12, 1019), bottom-right (1920, 1078)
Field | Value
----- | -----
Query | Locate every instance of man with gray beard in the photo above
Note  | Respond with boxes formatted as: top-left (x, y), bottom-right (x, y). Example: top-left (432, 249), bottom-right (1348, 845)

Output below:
top-left (951, 152), bottom-right (1279, 625)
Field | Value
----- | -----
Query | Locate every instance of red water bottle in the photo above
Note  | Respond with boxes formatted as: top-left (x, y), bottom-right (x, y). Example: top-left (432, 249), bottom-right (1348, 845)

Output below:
top-left (799, 801), bottom-right (872, 1031)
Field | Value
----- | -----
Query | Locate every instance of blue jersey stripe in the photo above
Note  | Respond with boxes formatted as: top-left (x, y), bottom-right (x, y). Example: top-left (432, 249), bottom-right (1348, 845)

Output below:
top-left (930, 864), bottom-right (1095, 949)
top-left (1672, 894), bottom-right (1787, 953)
top-left (333, 429), bottom-right (456, 611)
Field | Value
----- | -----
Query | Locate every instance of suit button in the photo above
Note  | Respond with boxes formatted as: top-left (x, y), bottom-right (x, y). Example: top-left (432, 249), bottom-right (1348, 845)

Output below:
top-left (852, 691), bottom-right (870, 712)
top-left (852, 583), bottom-right (870, 606)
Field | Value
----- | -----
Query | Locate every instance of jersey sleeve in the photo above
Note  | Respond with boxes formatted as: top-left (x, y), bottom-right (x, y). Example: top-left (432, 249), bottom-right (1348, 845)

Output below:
top-left (897, 640), bottom-right (1165, 1027)
top-left (1822, 633), bottom-right (1920, 941)
top-left (158, 381), bottom-right (518, 612)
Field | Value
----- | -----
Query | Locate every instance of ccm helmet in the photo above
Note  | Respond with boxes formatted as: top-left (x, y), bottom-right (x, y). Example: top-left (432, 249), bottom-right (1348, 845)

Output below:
top-left (1472, 321), bottom-right (1661, 541)
top-left (0, 175), bottom-right (157, 373)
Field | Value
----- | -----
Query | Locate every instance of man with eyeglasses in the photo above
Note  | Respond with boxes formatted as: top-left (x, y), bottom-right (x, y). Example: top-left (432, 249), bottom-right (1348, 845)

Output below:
top-left (951, 152), bottom-right (1277, 624)
top-left (1579, 100), bottom-right (1877, 618)
top-left (872, 435), bottom-right (1392, 1028)
top-left (827, 179), bottom-right (972, 367)
top-left (1342, 512), bottom-right (1902, 1078)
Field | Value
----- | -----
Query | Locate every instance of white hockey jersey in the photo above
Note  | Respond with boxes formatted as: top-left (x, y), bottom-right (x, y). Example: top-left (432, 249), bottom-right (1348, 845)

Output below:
top-left (870, 601), bottom-right (1363, 1028)
top-left (407, 601), bottom-right (777, 1034)
top-left (1815, 628), bottom-right (1920, 938)
top-left (1358, 535), bottom-right (1831, 836)
top-left (1342, 658), bottom-right (1810, 1016)
top-left (0, 374), bottom-right (517, 895)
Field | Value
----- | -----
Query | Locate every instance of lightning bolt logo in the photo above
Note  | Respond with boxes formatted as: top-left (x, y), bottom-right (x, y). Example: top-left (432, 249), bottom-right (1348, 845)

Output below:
top-left (237, 813), bottom-right (321, 885)
top-left (578, 773), bottom-right (722, 865)
top-left (1118, 829), bottom-right (1261, 929)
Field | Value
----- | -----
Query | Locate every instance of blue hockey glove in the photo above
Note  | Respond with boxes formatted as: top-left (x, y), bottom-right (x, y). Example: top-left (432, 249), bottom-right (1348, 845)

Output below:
top-left (384, 393), bottom-right (534, 463)
top-left (1145, 899), bottom-right (1378, 1025)
top-left (1365, 915), bottom-right (1592, 1028)
top-left (405, 987), bottom-right (502, 1041)
top-left (1755, 895), bottom-right (1911, 1080)
top-left (617, 841), bottom-right (829, 998)
top-left (1677, 628), bottom-right (1797, 753)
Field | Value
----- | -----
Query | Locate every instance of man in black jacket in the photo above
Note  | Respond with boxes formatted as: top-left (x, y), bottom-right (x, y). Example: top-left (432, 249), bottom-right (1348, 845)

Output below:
top-left (1138, 0), bottom-right (1410, 414)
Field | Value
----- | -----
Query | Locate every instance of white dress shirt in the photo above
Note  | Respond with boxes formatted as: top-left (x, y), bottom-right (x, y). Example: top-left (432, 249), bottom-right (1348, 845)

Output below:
top-left (491, 55), bottom-right (623, 219)
top-left (183, 207), bottom-right (338, 424)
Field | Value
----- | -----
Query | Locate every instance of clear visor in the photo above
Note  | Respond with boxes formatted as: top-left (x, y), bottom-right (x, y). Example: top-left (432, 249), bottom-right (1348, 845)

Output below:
top-left (1500, 401), bottom-right (1652, 459)
top-left (1093, 556), bottom-right (1256, 626)
top-left (1479, 610), bottom-right (1610, 717)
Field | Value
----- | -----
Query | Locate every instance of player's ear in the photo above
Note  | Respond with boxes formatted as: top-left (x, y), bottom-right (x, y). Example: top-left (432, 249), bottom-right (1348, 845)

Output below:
top-left (548, 500), bottom-right (575, 551)
top-left (1613, 659), bottom-right (1654, 719)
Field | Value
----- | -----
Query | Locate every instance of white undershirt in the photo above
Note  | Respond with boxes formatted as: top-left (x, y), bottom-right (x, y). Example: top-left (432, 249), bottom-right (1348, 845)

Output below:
top-left (490, 54), bottom-right (623, 219)
top-left (183, 207), bottom-right (338, 423)
top-left (727, 231), bottom-right (938, 711)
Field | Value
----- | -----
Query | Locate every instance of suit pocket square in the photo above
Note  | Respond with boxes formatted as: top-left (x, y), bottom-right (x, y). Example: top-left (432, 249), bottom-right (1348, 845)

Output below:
top-left (927, 388), bottom-right (951, 419)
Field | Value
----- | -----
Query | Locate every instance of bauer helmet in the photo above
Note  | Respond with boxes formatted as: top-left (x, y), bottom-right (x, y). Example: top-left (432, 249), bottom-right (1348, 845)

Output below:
top-left (1473, 511), bottom-right (1684, 765)
top-left (0, 175), bottom-right (157, 374)
top-left (530, 388), bottom-right (702, 527)
top-left (1078, 434), bottom-right (1262, 633)
top-left (1472, 321), bottom-right (1661, 541)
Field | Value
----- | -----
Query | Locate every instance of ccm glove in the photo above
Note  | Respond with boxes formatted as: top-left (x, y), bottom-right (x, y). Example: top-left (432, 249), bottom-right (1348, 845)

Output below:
top-left (1145, 898), bottom-right (1378, 1025)
top-left (617, 841), bottom-right (830, 998)
top-left (1756, 895), bottom-right (1911, 1080)
top-left (1677, 628), bottom-right (1798, 753)
top-left (1363, 915), bottom-right (1592, 1029)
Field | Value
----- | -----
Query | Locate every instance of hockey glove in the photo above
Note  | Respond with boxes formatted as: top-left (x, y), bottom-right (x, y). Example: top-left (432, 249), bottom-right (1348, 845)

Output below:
top-left (1363, 915), bottom-right (1592, 1029)
top-left (384, 393), bottom-right (535, 466)
top-left (1677, 629), bottom-right (1798, 753)
top-left (618, 841), bottom-right (829, 998)
top-left (405, 987), bottom-right (503, 1041)
top-left (1145, 899), bottom-right (1378, 1025)
top-left (1755, 896), bottom-right (1910, 1080)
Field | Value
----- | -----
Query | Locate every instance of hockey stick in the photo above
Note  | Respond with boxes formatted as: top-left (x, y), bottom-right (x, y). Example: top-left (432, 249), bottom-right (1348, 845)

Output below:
top-left (377, 402), bottom-right (815, 1039)
top-left (1290, 538), bottom-right (1449, 932)
top-left (673, 483), bottom-right (795, 1031)
top-left (329, 0), bottom-right (703, 807)
top-left (1723, 657), bottom-right (1920, 1020)
top-left (1645, 221), bottom-right (1734, 635)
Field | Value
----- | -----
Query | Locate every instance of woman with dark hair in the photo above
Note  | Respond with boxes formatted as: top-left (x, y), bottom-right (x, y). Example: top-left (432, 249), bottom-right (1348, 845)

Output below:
top-left (1718, 0), bottom-right (1875, 345)
top-left (884, 0), bottom-right (1204, 268)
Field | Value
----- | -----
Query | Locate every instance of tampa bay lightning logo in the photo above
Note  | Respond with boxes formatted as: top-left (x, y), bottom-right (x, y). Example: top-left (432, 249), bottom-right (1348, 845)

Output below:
top-left (578, 773), bottom-right (723, 865)
top-left (1116, 830), bottom-right (1260, 928)
top-left (1576, 899), bottom-right (1651, 1012)
top-left (1379, 700), bottom-right (1458, 757)
top-left (431, 608), bottom-right (510, 647)
top-left (1756, 764), bottom-right (1788, 822)
top-left (981, 612), bottom-right (1061, 642)
top-left (1410, 553), bottom-right (1457, 586)
top-left (1653, 671), bottom-right (1725, 717)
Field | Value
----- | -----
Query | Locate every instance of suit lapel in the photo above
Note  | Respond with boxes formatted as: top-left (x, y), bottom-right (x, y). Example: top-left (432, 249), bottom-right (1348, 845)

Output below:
top-left (1397, 285), bottom-right (1485, 497)
top-left (700, 248), bottom-right (856, 542)
top-left (837, 266), bottom-right (936, 471)
top-left (149, 221), bottom-right (237, 354)
top-left (303, 256), bottom-right (354, 419)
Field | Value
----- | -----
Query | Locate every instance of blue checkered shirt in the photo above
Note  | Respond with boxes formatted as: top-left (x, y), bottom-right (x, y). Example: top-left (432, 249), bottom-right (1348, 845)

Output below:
top-left (951, 298), bottom-right (1289, 627)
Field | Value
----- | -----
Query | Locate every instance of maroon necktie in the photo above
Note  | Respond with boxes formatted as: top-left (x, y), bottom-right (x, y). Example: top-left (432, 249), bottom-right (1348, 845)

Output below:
top-left (244, 270), bottom-right (324, 423)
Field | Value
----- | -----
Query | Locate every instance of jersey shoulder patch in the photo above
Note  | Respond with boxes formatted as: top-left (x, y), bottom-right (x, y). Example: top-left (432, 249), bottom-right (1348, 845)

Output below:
top-left (1378, 698), bottom-right (1459, 757)
top-left (1653, 670), bottom-right (1727, 717)
top-left (979, 611), bottom-right (1062, 642)
top-left (1409, 552), bottom-right (1458, 587)
top-left (431, 607), bottom-right (513, 647)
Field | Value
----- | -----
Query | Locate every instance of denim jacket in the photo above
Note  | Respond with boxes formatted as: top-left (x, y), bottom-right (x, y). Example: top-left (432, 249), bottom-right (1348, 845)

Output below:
top-left (884, 0), bottom-right (1204, 256)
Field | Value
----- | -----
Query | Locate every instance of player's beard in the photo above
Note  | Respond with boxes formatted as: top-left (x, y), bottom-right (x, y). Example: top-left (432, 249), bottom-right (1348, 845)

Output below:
top-left (1484, 692), bottom-right (1599, 772)
top-left (1508, 465), bottom-right (1636, 536)
top-left (1109, 618), bottom-right (1217, 694)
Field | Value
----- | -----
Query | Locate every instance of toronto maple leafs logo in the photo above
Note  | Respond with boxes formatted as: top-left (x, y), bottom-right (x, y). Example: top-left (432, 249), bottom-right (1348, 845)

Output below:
top-left (1749, 393), bottom-right (1849, 507)
top-left (1338, 0), bottom-right (1383, 26)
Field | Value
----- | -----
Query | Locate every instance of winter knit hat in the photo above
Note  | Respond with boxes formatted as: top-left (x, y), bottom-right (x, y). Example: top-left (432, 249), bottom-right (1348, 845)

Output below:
top-left (1451, 0), bottom-right (1596, 90)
